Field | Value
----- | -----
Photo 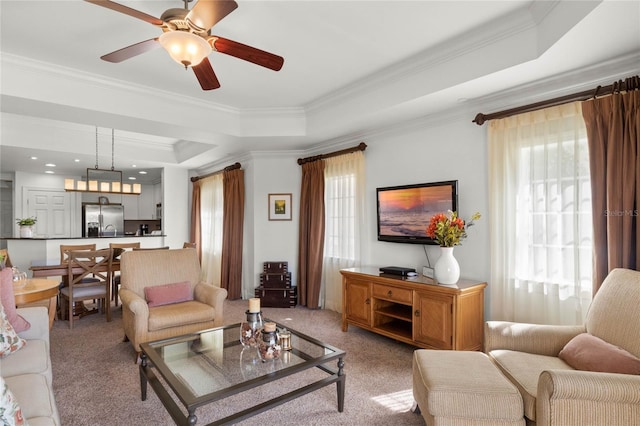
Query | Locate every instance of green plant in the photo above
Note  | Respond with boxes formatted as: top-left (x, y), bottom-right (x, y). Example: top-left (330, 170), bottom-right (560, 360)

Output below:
top-left (16, 217), bottom-right (37, 226)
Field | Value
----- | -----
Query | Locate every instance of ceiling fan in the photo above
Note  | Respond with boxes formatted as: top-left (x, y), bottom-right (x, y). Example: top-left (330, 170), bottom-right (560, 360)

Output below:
top-left (85, 0), bottom-right (284, 90)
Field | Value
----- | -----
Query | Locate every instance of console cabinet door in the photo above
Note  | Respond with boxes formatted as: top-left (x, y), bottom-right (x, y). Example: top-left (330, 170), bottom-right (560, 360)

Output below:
top-left (413, 292), bottom-right (453, 349)
top-left (345, 279), bottom-right (371, 326)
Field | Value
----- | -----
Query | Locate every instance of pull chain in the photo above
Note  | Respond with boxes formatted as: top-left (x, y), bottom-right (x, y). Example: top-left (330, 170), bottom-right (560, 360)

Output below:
top-left (111, 129), bottom-right (115, 171)
top-left (95, 127), bottom-right (99, 170)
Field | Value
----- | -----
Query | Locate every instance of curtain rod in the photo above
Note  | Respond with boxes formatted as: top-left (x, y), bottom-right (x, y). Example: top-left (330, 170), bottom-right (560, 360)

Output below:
top-left (473, 75), bottom-right (640, 125)
top-left (190, 162), bottom-right (241, 182)
top-left (297, 142), bottom-right (367, 165)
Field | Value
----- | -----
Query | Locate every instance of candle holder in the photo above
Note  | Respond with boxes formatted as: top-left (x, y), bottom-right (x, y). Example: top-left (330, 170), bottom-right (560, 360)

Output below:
top-left (258, 322), bottom-right (281, 361)
top-left (240, 310), bottom-right (263, 348)
top-left (279, 328), bottom-right (292, 351)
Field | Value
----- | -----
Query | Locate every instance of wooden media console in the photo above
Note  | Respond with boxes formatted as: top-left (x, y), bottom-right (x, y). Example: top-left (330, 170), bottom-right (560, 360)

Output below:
top-left (340, 267), bottom-right (486, 350)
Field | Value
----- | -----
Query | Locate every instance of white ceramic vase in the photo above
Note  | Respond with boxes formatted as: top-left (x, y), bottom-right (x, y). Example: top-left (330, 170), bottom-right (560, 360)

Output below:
top-left (434, 246), bottom-right (460, 284)
top-left (19, 226), bottom-right (33, 238)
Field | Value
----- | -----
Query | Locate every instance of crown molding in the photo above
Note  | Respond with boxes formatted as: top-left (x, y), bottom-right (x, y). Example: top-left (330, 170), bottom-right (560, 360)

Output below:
top-left (468, 51), bottom-right (640, 115)
top-left (305, 3), bottom-right (539, 113)
top-left (0, 52), bottom-right (306, 128)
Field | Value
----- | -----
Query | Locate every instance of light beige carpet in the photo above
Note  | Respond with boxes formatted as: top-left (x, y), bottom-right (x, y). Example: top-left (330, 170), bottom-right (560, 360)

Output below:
top-left (49, 298), bottom-right (425, 425)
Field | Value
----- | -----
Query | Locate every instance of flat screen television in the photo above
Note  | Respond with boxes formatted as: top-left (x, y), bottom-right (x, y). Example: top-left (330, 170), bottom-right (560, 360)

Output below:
top-left (376, 180), bottom-right (458, 245)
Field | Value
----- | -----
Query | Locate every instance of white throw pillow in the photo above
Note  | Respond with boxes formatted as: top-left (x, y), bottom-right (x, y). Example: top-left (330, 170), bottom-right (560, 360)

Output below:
top-left (0, 376), bottom-right (27, 425)
top-left (0, 302), bottom-right (26, 358)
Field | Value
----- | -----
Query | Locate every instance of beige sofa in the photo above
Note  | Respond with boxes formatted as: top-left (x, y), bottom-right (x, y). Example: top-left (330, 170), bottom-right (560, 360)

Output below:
top-left (0, 306), bottom-right (60, 425)
top-left (485, 268), bottom-right (640, 425)
top-left (119, 248), bottom-right (227, 356)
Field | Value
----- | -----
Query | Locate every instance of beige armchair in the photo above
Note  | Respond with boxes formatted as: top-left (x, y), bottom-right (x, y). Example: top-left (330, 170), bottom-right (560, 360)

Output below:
top-left (485, 268), bottom-right (640, 425)
top-left (119, 248), bottom-right (227, 358)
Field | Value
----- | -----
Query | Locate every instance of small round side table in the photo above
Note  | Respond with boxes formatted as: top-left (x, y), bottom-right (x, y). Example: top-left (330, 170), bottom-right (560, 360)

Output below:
top-left (13, 278), bottom-right (59, 329)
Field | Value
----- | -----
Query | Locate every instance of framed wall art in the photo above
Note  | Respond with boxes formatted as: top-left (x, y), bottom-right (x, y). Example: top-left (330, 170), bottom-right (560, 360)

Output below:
top-left (268, 193), bottom-right (292, 221)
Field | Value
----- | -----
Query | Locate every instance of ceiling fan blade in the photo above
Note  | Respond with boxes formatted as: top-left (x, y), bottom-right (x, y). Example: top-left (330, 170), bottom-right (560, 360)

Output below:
top-left (210, 37), bottom-right (284, 71)
top-left (186, 0), bottom-right (238, 32)
top-left (101, 38), bottom-right (160, 63)
top-left (192, 58), bottom-right (221, 90)
top-left (84, 0), bottom-right (163, 26)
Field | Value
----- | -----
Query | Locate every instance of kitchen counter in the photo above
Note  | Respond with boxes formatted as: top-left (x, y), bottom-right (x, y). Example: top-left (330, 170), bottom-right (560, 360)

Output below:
top-left (1, 235), bottom-right (165, 240)
top-left (4, 236), bottom-right (167, 276)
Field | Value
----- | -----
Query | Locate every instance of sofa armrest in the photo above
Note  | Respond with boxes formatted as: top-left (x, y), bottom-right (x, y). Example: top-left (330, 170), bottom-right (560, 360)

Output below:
top-left (194, 283), bottom-right (227, 327)
top-left (536, 369), bottom-right (640, 426)
top-left (485, 321), bottom-right (584, 356)
top-left (16, 307), bottom-right (49, 343)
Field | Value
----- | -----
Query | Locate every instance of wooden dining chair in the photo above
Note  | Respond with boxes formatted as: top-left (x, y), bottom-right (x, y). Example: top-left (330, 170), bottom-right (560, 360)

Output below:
top-left (59, 248), bottom-right (113, 329)
top-left (60, 244), bottom-right (97, 264)
top-left (58, 243), bottom-right (100, 318)
top-left (109, 242), bottom-right (140, 307)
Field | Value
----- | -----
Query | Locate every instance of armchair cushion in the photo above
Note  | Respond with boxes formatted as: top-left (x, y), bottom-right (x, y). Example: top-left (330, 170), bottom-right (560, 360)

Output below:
top-left (144, 281), bottom-right (193, 307)
top-left (489, 350), bottom-right (574, 421)
top-left (558, 332), bottom-right (640, 375)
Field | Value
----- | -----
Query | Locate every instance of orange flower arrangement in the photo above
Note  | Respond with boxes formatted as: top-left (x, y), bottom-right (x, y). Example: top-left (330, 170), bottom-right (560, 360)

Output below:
top-left (426, 210), bottom-right (481, 247)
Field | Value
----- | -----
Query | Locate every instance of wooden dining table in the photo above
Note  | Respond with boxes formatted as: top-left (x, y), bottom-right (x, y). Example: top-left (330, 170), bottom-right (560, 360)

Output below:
top-left (30, 260), bottom-right (120, 278)
top-left (29, 260), bottom-right (120, 319)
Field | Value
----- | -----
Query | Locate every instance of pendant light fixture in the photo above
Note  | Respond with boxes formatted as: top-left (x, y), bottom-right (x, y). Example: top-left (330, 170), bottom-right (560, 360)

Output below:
top-left (64, 128), bottom-right (141, 195)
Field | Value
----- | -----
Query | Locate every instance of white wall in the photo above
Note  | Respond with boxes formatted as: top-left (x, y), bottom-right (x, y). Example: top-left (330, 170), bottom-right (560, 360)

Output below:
top-left (227, 112), bottom-right (491, 308)
top-left (244, 154), bottom-right (301, 298)
top-left (364, 113), bottom-right (490, 282)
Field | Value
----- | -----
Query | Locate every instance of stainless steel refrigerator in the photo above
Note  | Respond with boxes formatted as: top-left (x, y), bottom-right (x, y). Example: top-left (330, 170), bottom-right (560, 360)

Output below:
top-left (82, 203), bottom-right (124, 237)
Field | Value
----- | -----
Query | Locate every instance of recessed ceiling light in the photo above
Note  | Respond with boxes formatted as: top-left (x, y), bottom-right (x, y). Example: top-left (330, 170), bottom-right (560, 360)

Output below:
top-left (31, 156), bottom-right (38, 160)
top-left (132, 164), bottom-right (137, 168)
top-left (139, 171), bottom-right (147, 175)
top-left (128, 177), bottom-right (137, 180)
top-left (74, 159), bottom-right (80, 163)
top-left (45, 163), bottom-right (56, 167)
top-left (45, 171), bottom-right (55, 174)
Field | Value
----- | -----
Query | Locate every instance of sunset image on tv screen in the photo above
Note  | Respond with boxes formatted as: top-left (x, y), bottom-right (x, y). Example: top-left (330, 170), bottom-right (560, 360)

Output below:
top-left (378, 186), bottom-right (452, 237)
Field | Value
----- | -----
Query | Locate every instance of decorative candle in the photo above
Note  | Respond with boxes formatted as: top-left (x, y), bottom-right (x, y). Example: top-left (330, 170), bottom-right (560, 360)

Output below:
top-left (249, 297), bottom-right (260, 313)
top-left (263, 322), bottom-right (276, 332)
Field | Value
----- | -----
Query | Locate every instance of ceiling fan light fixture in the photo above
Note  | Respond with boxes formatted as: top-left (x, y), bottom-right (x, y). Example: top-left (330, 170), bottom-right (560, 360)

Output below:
top-left (159, 31), bottom-right (211, 68)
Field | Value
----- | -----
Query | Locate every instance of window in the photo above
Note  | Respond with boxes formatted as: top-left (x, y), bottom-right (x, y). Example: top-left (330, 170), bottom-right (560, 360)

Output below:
top-left (489, 103), bottom-right (592, 325)
top-left (324, 173), bottom-right (357, 261)
top-left (199, 174), bottom-right (224, 285)
top-left (321, 152), bottom-right (365, 312)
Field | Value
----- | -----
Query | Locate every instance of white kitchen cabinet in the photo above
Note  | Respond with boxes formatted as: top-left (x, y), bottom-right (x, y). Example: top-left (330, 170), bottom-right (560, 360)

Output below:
top-left (121, 194), bottom-right (139, 219)
top-left (137, 185), bottom-right (155, 219)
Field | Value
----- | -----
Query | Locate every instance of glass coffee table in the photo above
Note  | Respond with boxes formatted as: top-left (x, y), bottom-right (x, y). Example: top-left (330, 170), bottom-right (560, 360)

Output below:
top-left (139, 321), bottom-right (346, 425)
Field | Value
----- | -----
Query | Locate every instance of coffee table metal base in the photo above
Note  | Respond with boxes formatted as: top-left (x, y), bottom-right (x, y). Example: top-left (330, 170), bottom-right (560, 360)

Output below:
top-left (139, 345), bottom-right (345, 425)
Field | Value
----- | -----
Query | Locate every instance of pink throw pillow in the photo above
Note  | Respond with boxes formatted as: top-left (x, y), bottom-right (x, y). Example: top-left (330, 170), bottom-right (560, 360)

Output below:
top-left (559, 333), bottom-right (640, 375)
top-left (144, 281), bottom-right (193, 307)
top-left (0, 268), bottom-right (30, 333)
